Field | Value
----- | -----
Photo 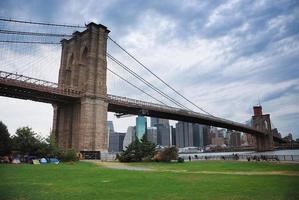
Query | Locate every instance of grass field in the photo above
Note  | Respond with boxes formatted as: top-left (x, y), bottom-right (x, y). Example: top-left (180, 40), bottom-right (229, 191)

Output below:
top-left (1, 161), bottom-right (299, 200)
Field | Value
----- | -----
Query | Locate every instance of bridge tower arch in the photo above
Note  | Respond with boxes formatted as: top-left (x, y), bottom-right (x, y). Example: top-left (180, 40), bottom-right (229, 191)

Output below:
top-left (52, 23), bottom-right (110, 155)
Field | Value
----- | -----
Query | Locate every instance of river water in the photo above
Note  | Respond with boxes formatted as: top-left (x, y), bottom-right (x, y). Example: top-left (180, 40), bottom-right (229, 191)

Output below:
top-left (179, 149), bottom-right (299, 161)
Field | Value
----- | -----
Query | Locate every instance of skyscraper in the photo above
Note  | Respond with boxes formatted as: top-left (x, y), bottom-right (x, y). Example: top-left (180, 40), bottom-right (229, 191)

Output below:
top-left (203, 126), bottom-right (211, 146)
top-left (156, 124), bottom-right (170, 146)
top-left (228, 130), bottom-right (241, 147)
top-left (211, 127), bottom-right (224, 146)
top-left (107, 121), bottom-right (114, 151)
top-left (123, 126), bottom-right (136, 150)
top-left (136, 116), bottom-right (147, 140)
top-left (170, 126), bottom-right (176, 146)
top-left (193, 124), bottom-right (204, 147)
top-left (147, 127), bottom-right (158, 144)
top-left (107, 121), bottom-right (125, 152)
top-left (151, 117), bottom-right (170, 146)
top-left (175, 121), bottom-right (185, 147)
top-left (150, 117), bottom-right (159, 127)
top-left (108, 132), bottom-right (126, 152)
top-left (175, 121), bottom-right (193, 147)
top-left (107, 120), bottom-right (114, 134)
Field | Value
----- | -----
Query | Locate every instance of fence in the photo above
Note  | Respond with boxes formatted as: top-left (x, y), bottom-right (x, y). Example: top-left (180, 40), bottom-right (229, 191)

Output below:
top-left (179, 154), bottom-right (299, 161)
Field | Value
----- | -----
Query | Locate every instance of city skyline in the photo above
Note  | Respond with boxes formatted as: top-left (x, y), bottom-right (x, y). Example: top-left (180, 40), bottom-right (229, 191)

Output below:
top-left (108, 116), bottom-right (257, 151)
top-left (0, 0), bottom-right (298, 139)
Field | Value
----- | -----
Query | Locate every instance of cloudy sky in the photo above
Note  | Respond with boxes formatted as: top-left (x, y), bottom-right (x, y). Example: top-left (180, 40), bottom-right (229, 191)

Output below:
top-left (0, 0), bottom-right (298, 139)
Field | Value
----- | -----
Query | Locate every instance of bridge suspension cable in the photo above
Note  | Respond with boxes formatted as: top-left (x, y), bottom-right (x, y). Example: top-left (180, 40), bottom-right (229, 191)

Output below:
top-left (107, 53), bottom-right (191, 111)
top-left (0, 37), bottom-right (178, 107)
top-left (0, 40), bottom-right (60, 45)
top-left (0, 29), bottom-right (72, 37)
top-left (0, 17), bottom-right (212, 115)
top-left (108, 36), bottom-right (214, 116)
top-left (0, 18), bottom-right (85, 28)
top-left (107, 67), bottom-right (167, 106)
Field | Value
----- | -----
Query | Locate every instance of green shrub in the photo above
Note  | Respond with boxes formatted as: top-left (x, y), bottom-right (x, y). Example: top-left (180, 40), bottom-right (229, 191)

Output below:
top-left (154, 146), bottom-right (178, 162)
top-left (59, 149), bottom-right (78, 162)
top-left (177, 157), bottom-right (184, 163)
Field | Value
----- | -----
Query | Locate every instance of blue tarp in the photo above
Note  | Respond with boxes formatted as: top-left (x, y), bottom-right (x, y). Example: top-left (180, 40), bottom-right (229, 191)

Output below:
top-left (49, 158), bottom-right (59, 164)
top-left (40, 158), bottom-right (47, 164)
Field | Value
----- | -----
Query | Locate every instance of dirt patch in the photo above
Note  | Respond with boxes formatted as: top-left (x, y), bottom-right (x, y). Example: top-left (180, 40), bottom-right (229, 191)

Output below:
top-left (87, 161), bottom-right (299, 176)
top-left (88, 161), bottom-right (153, 171)
top-left (179, 170), bottom-right (299, 176)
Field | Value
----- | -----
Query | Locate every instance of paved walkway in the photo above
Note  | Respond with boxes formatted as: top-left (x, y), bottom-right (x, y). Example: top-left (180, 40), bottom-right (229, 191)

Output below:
top-left (85, 160), bottom-right (153, 171)
top-left (85, 160), bottom-right (299, 176)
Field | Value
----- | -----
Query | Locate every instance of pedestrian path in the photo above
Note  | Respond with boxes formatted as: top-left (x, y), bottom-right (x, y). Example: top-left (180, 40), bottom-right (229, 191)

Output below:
top-left (86, 160), bottom-right (299, 176)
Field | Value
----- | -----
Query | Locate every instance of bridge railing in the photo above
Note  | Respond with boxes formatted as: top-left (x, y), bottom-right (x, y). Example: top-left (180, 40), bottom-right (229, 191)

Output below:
top-left (0, 70), bottom-right (58, 88)
top-left (108, 94), bottom-right (230, 120)
top-left (107, 94), bottom-right (183, 112)
top-left (179, 154), bottom-right (299, 161)
top-left (107, 94), bottom-right (266, 135)
top-left (107, 94), bottom-right (229, 121)
top-left (0, 70), bottom-right (81, 97)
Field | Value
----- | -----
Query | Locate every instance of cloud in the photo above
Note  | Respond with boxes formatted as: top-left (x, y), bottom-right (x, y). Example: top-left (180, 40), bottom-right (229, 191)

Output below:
top-left (0, 0), bottom-right (298, 139)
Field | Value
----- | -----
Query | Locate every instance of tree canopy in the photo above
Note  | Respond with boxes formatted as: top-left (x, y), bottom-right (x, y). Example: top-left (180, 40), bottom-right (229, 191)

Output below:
top-left (0, 121), bottom-right (11, 156)
top-left (117, 134), bottom-right (156, 162)
top-left (12, 127), bottom-right (41, 155)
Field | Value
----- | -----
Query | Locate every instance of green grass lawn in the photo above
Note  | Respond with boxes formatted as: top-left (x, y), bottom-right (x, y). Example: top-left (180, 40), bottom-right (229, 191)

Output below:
top-left (0, 161), bottom-right (299, 200)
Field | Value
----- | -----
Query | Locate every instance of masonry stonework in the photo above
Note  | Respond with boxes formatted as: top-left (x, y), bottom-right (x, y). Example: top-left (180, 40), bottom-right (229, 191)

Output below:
top-left (52, 23), bottom-right (110, 153)
top-left (251, 106), bottom-right (274, 151)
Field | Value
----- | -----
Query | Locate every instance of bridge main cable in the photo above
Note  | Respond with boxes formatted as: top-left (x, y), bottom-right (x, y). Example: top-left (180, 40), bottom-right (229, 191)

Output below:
top-left (107, 53), bottom-right (191, 111)
top-left (0, 29), bottom-right (72, 37)
top-left (0, 18), bottom-right (85, 28)
top-left (0, 18), bottom-right (206, 113)
top-left (107, 67), bottom-right (167, 106)
top-left (108, 36), bottom-right (214, 116)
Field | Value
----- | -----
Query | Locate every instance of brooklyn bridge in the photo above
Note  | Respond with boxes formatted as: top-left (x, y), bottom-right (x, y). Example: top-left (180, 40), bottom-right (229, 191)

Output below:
top-left (0, 19), bottom-right (283, 154)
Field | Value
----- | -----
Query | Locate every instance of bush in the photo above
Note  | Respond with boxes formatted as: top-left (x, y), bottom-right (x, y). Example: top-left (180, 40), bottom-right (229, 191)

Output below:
top-left (177, 157), bottom-right (184, 163)
top-left (154, 146), bottom-right (178, 162)
top-left (59, 149), bottom-right (78, 162)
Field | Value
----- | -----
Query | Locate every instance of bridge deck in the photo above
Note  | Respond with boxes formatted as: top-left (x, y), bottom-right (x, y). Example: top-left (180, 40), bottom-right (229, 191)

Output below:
top-left (0, 71), bottom-right (81, 103)
top-left (107, 95), bottom-right (265, 136)
top-left (0, 70), bottom-right (283, 139)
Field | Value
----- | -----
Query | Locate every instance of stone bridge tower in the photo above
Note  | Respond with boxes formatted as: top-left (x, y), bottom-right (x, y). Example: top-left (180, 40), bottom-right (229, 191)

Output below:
top-left (251, 105), bottom-right (274, 151)
top-left (52, 23), bottom-right (109, 156)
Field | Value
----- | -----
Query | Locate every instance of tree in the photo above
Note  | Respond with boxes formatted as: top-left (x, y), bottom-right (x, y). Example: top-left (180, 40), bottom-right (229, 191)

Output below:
top-left (43, 133), bottom-right (64, 158)
top-left (118, 139), bottom-right (142, 162)
top-left (12, 126), bottom-right (40, 155)
top-left (140, 134), bottom-right (156, 161)
top-left (117, 134), bottom-right (156, 162)
top-left (0, 121), bottom-right (11, 156)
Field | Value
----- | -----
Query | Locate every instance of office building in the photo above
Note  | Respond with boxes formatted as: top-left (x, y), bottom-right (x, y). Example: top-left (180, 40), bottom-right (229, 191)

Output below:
top-left (203, 126), bottom-right (211, 146)
top-left (175, 122), bottom-right (193, 147)
top-left (170, 126), bottom-right (176, 146)
top-left (193, 124), bottom-right (204, 147)
top-left (107, 120), bottom-right (114, 134)
top-left (136, 116), bottom-right (147, 140)
top-left (151, 117), bottom-right (170, 146)
top-left (108, 132), bottom-right (126, 152)
top-left (228, 130), bottom-right (241, 147)
top-left (123, 126), bottom-right (136, 150)
top-left (147, 127), bottom-right (158, 144)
